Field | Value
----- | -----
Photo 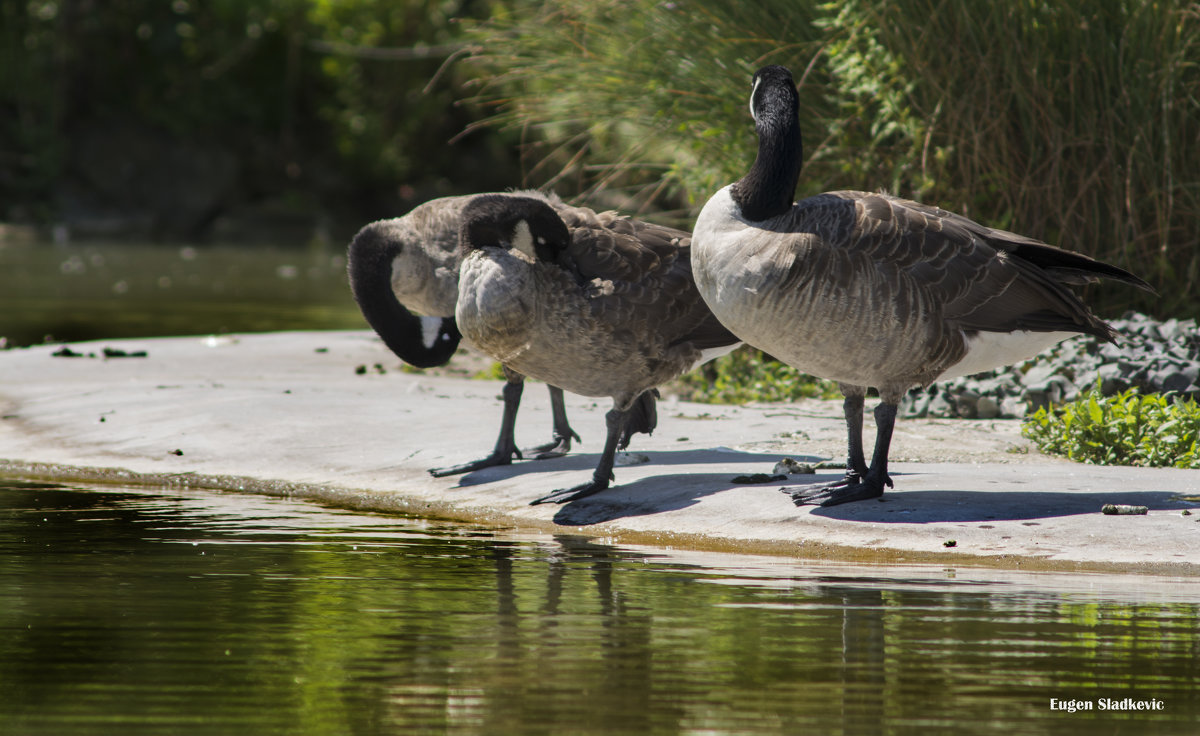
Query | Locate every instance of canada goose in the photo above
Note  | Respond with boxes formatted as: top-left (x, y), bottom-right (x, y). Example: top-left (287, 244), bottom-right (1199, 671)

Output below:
top-left (455, 194), bottom-right (741, 504)
top-left (347, 192), bottom-right (583, 470)
top-left (691, 64), bottom-right (1153, 507)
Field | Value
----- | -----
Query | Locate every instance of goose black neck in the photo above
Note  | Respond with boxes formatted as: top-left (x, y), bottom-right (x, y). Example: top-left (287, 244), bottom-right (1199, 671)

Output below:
top-left (346, 236), bottom-right (461, 368)
top-left (732, 79), bottom-right (803, 222)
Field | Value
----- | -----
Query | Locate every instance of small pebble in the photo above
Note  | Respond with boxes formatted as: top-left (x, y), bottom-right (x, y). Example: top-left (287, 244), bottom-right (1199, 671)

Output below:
top-left (1101, 504), bottom-right (1148, 515)
top-left (102, 347), bottom-right (148, 359)
top-left (773, 457), bottom-right (816, 475)
top-left (614, 452), bottom-right (649, 466)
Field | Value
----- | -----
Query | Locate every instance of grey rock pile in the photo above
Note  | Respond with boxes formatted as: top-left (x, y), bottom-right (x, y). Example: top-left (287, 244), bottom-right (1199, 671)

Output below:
top-left (901, 313), bottom-right (1200, 419)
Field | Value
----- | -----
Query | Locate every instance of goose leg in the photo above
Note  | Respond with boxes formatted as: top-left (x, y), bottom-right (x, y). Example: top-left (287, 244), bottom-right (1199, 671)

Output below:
top-left (429, 375), bottom-right (526, 477)
top-left (784, 401), bottom-right (897, 506)
top-left (840, 389), bottom-right (871, 480)
top-left (617, 389), bottom-right (658, 450)
top-left (523, 386), bottom-right (582, 459)
top-left (530, 407), bottom-right (627, 505)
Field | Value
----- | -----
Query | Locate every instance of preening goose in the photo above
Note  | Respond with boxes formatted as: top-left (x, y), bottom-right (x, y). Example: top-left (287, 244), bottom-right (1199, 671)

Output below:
top-left (454, 194), bottom-right (741, 504)
top-left (691, 64), bottom-right (1153, 507)
top-left (347, 192), bottom-right (583, 470)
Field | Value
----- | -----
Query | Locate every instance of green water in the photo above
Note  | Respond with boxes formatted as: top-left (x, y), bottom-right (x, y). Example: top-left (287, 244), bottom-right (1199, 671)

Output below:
top-left (1, 480), bottom-right (1197, 735)
top-left (3, 240), bottom-right (1199, 733)
top-left (0, 240), bottom-right (364, 347)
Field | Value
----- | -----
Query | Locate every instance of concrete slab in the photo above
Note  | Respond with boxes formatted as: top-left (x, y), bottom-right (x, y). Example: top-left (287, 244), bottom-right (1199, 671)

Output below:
top-left (2, 330), bottom-right (1197, 574)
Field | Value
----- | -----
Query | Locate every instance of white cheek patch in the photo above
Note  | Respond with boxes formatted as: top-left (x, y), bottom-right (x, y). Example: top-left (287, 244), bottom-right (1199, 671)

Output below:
top-left (511, 220), bottom-right (536, 260)
top-left (749, 76), bottom-right (762, 122)
top-left (389, 252), bottom-right (411, 296)
top-left (420, 316), bottom-right (444, 350)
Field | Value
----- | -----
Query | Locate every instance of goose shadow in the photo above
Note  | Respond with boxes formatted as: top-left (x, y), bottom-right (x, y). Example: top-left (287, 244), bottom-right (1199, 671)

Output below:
top-left (764, 468), bottom-right (1196, 522)
top-left (550, 467), bottom-right (1197, 526)
top-left (804, 488), bottom-right (1194, 523)
top-left (550, 471), bottom-right (758, 526)
top-left (444, 447), bottom-right (820, 487)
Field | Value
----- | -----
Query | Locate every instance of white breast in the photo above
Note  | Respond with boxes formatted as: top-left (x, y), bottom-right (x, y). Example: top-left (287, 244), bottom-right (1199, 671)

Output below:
top-left (692, 186), bottom-right (749, 304)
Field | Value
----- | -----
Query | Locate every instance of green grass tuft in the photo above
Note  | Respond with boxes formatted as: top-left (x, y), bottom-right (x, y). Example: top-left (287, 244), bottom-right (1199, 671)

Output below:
top-left (672, 347), bottom-right (841, 404)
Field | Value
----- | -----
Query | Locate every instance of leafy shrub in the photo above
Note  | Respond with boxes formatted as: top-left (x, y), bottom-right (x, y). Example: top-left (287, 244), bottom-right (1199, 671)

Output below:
top-left (1022, 384), bottom-right (1200, 469)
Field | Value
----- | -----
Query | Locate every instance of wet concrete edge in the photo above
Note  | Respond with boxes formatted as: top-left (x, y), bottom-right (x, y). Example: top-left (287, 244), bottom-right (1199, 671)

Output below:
top-left (6, 457), bottom-right (1198, 578)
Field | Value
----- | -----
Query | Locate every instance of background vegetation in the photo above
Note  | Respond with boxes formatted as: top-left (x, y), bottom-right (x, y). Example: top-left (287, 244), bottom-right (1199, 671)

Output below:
top-left (469, 0), bottom-right (1199, 319)
top-left (5, 1), bottom-right (1199, 463)
top-left (0, 0), bottom-right (520, 238)
top-left (467, 0), bottom-right (1200, 407)
top-left (3, 1), bottom-right (1197, 309)
top-left (4, 0), bottom-right (1197, 314)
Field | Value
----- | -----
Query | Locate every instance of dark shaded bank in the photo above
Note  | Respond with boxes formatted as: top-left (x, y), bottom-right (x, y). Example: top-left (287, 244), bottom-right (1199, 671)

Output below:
top-left (0, 0), bottom-right (521, 242)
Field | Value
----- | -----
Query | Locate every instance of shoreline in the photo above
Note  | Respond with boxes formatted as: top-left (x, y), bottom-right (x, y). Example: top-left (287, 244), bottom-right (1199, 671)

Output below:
top-left (2, 330), bottom-right (1197, 575)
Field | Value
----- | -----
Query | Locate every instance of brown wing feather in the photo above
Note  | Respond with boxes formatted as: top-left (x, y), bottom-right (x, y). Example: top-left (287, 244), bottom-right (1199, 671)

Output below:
top-left (556, 206), bottom-right (738, 351)
top-left (556, 207), bottom-right (688, 282)
top-left (790, 191), bottom-right (1131, 341)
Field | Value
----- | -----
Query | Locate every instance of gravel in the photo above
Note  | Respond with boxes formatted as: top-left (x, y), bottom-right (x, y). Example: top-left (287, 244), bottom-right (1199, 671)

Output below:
top-left (901, 313), bottom-right (1200, 419)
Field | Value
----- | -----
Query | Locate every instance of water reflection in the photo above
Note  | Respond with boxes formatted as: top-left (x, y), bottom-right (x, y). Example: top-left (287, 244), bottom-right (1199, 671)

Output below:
top-left (0, 240), bottom-right (362, 346)
top-left (1, 480), bottom-right (1197, 734)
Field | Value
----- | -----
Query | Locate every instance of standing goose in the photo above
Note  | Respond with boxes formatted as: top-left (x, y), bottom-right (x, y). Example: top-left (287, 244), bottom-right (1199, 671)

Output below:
top-left (691, 64), bottom-right (1153, 507)
top-left (347, 192), bottom-right (583, 471)
top-left (454, 194), bottom-right (741, 504)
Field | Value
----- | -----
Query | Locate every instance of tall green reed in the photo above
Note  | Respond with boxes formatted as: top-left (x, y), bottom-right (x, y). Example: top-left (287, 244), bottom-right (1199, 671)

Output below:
top-left (469, 0), bottom-right (1200, 317)
top-left (851, 0), bottom-right (1200, 316)
top-left (466, 0), bottom-right (832, 223)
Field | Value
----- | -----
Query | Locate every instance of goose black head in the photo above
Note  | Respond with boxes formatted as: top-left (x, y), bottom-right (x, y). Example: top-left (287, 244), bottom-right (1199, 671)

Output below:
top-left (732, 65), bottom-right (803, 222)
top-left (346, 220), bottom-right (462, 368)
top-left (749, 65), bottom-right (799, 130)
top-left (459, 194), bottom-right (571, 264)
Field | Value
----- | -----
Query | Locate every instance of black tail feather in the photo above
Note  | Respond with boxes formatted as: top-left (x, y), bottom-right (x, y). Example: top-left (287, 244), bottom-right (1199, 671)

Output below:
top-left (1007, 241), bottom-right (1156, 293)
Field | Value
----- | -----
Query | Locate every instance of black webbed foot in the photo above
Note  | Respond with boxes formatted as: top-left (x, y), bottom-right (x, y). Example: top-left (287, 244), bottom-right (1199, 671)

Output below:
top-left (529, 477), bottom-right (611, 505)
top-left (523, 428), bottom-right (582, 460)
top-left (530, 406), bottom-right (625, 505)
top-left (429, 448), bottom-right (522, 478)
top-left (783, 471), bottom-right (893, 507)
